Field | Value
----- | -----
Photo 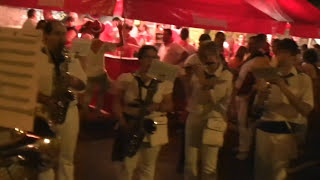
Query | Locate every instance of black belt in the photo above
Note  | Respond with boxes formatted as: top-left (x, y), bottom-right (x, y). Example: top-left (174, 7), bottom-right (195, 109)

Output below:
top-left (256, 121), bottom-right (300, 134)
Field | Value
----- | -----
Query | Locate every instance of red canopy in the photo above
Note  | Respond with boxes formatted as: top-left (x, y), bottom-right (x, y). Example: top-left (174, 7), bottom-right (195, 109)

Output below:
top-left (123, 0), bottom-right (286, 34)
top-left (246, 0), bottom-right (320, 38)
top-left (2, 0), bottom-right (320, 37)
top-left (1, 0), bottom-right (117, 16)
top-left (123, 0), bottom-right (320, 37)
top-left (276, 0), bottom-right (320, 38)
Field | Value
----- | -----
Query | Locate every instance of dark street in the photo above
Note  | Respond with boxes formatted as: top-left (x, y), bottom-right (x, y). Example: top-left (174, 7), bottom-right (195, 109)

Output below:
top-left (74, 120), bottom-right (253, 180)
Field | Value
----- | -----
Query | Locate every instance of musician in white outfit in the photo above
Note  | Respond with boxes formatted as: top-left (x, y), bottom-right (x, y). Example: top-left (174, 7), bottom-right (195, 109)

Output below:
top-left (184, 41), bottom-right (233, 180)
top-left (37, 20), bottom-right (87, 180)
top-left (113, 45), bottom-right (174, 180)
top-left (253, 39), bottom-right (313, 180)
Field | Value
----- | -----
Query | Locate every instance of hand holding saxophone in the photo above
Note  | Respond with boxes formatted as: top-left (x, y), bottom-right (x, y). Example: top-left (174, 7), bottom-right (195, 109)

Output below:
top-left (64, 73), bottom-right (86, 91)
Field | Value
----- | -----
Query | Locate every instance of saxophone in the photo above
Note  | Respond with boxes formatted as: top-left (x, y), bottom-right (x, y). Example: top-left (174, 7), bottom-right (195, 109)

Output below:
top-left (49, 48), bottom-right (75, 124)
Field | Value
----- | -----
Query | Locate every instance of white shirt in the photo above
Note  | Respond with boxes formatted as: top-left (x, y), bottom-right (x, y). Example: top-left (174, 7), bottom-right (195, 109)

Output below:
top-left (158, 42), bottom-right (186, 65)
top-left (85, 40), bottom-right (116, 77)
top-left (37, 47), bottom-right (87, 96)
top-left (115, 73), bottom-right (173, 146)
top-left (115, 73), bottom-right (173, 118)
top-left (260, 68), bottom-right (313, 124)
top-left (184, 53), bottom-right (201, 67)
top-left (187, 65), bottom-right (233, 119)
top-left (36, 47), bottom-right (87, 118)
top-left (22, 18), bottom-right (37, 30)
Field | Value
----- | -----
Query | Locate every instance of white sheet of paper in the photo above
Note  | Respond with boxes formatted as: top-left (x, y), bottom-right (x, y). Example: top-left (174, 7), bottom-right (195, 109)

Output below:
top-left (147, 60), bottom-right (179, 82)
top-left (0, 27), bottom-right (41, 131)
top-left (71, 38), bottom-right (92, 56)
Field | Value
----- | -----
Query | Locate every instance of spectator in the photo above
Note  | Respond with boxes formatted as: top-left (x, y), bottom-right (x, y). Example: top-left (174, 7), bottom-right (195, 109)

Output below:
top-left (301, 44), bottom-right (308, 54)
top-left (79, 20), bottom-right (123, 115)
top-left (292, 49), bottom-right (320, 173)
top-left (64, 16), bottom-right (78, 49)
top-left (214, 32), bottom-right (226, 54)
top-left (257, 34), bottom-right (271, 57)
top-left (270, 39), bottom-right (281, 67)
top-left (158, 29), bottom-right (188, 66)
top-left (119, 24), bottom-right (140, 57)
top-left (43, 10), bottom-right (54, 21)
top-left (199, 33), bottom-right (212, 46)
top-left (36, 20), bottom-right (47, 31)
top-left (179, 28), bottom-right (197, 55)
top-left (235, 35), bottom-right (270, 160)
top-left (228, 46), bottom-right (248, 71)
top-left (137, 23), bottom-right (153, 45)
top-left (22, 9), bottom-right (38, 30)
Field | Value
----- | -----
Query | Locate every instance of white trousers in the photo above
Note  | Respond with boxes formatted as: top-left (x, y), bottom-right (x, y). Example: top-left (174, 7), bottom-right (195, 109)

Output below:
top-left (254, 129), bottom-right (297, 180)
top-left (118, 144), bottom-right (161, 180)
top-left (236, 96), bottom-right (252, 153)
top-left (38, 103), bottom-right (80, 180)
top-left (185, 145), bottom-right (219, 180)
top-left (184, 113), bottom-right (220, 180)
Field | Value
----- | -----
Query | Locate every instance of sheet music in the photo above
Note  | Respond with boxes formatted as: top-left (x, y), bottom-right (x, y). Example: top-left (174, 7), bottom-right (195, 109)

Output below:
top-left (0, 27), bottom-right (42, 131)
top-left (147, 60), bottom-right (179, 82)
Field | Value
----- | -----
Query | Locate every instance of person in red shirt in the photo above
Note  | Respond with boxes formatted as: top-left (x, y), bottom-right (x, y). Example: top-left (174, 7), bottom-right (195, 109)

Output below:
top-left (100, 17), bottom-right (122, 43)
top-left (64, 16), bottom-right (78, 49)
top-left (43, 10), bottom-right (54, 21)
top-left (228, 46), bottom-right (248, 71)
top-left (178, 28), bottom-right (197, 55)
top-left (118, 24), bottom-right (140, 57)
top-left (137, 23), bottom-right (154, 46)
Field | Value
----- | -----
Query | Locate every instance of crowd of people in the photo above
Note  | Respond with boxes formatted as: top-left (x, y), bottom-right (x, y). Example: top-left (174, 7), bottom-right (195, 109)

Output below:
top-left (17, 8), bottom-right (320, 180)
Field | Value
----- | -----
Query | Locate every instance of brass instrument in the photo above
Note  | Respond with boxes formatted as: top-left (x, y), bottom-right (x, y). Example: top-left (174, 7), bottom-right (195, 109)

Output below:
top-left (0, 48), bottom-right (74, 179)
top-left (0, 127), bottom-right (59, 180)
top-left (48, 48), bottom-right (75, 124)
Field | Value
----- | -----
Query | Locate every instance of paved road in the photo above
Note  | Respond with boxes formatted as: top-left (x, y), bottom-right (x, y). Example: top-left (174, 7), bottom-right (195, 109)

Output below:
top-left (74, 121), bottom-right (253, 180)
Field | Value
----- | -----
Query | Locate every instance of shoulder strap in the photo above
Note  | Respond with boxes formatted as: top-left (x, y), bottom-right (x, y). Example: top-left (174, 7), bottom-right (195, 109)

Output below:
top-left (145, 79), bottom-right (160, 105)
top-left (132, 74), bottom-right (161, 105)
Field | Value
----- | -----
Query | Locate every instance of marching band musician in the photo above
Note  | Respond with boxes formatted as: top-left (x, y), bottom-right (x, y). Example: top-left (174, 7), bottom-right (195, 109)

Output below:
top-left (113, 45), bottom-right (174, 180)
top-left (254, 39), bottom-right (313, 180)
top-left (36, 20), bottom-right (87, 180)
top-left (184, 41), bottom-right (233, 180)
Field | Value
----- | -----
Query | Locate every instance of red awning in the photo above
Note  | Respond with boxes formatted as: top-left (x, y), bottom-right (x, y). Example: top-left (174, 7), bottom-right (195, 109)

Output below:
top-left (276, 0), bottom-right (320, 38)
top-left (123, 0), bottom-right (320, 37)
top-left (1, 0), bottom-right (117, 16)
top-left (246, 0), bottom-right (320, 38)
top-left (2, 0), bottom-right (320, 37)
top-left (123, 0), bottom-right (287, 34)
